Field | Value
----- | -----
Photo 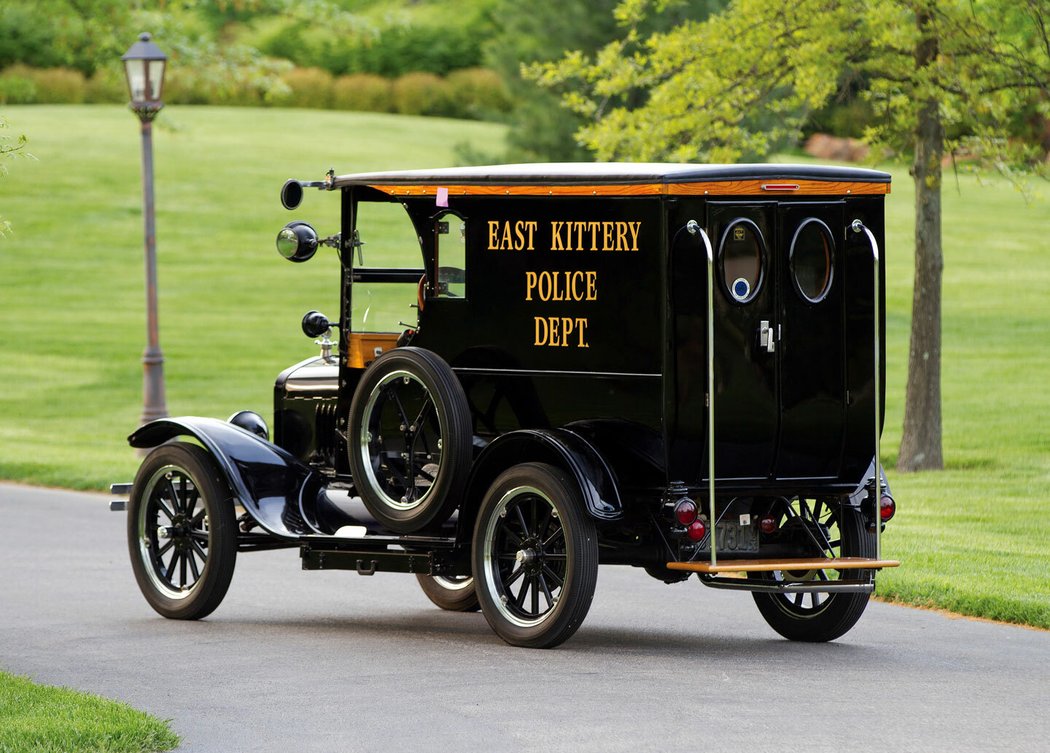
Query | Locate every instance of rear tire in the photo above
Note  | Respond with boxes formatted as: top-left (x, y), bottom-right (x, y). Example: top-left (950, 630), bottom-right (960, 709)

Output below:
top-left (127, 442), bottom-right (237, 620)
top-left (473, 463), bottom-right (598, 648)
top-left (752, 503), bottom-right (874, 642)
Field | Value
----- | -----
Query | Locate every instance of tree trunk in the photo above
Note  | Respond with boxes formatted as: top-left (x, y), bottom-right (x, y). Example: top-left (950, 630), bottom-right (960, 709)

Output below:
top-left (898, 7), bottom-right (944, 472)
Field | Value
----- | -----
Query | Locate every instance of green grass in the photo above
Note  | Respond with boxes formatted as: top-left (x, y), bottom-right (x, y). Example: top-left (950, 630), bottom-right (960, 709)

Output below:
top-left (0, 672), bottom-right (179, 753)
top-left (1, 105), bottom-right (1048, 630)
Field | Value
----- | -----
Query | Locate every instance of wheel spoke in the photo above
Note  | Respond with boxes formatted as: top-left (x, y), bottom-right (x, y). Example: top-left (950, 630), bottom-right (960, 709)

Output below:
top-left (515, 575), bottom-right (529, 608)
top-left (530, 576), bottom-right (539, 614)
top-left (502, 528), bottom-right (522, 548)
top-left (165, 549), bottom-right (181, 581)
top-left (386, 386), bottom-right (413, 429)
top-left (543, 527), bottom-right (564, 549)
top-left (514, 505), bottom-right (531, 538)
top-left (165, 479), bottom-right (182, 514)
top-left (187, 548), bottom-right (200, 581)
top-left (156, 540), bottom-right (174, 558)
top-left (538, 573), bottom-right (554, 608)
top-left (412, 396), bottom-right (433, 436)
top-left (179, 548), bottom-right (188, 587)
top-left (541, 564), bottom-right (563, 587)
top-left (155, 497), bottom-right (176, 521)
top-left (505, 565), bottom-right (525, 587)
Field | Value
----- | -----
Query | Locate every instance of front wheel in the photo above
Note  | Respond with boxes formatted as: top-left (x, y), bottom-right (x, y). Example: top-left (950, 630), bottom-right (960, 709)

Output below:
top-left (127, 442), bottom-right (237, 620)
top-left (473, 463), bottom-right (598, 649)
top-left (751, 501), bottom-right (874, 642)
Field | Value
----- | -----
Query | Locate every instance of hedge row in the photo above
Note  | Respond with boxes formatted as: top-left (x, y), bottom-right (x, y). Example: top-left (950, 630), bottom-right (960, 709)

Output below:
top-left (0, 65), bottom-right (512, 120)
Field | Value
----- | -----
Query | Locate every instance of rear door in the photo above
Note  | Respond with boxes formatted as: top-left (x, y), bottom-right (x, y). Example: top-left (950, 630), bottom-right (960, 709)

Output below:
top-left (707, 203), bottom-right (778, 479)
top-left (774, 202), bottom-right (847, 478)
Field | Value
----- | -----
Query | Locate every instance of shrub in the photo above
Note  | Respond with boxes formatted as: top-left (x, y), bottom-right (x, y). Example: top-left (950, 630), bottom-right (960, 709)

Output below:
top-left (392, 72), bottom-right (452, 117)
top-left (0, 66), bottom-right (37, 104)
top-left (331, 73), bottom-right (393, 113)
top-left (446, 68), bottom-right (512, 119)
top-left (0, 65), bottom-right (85, 103)
top-left (278, 66), bottom-right (333, 109)
top-left (84, 65), bottom-right (125, 104)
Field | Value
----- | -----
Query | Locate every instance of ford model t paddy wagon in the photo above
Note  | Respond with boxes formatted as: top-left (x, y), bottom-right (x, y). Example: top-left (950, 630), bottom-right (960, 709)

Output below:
top-left (113, 162), bottom-right (900, 649)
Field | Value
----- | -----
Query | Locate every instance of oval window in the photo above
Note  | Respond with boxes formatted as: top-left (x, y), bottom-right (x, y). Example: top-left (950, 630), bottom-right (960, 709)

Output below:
top-left (719, 219), bottom-right (765, 303)
top-left (790, 219), bottom-right (834, 303)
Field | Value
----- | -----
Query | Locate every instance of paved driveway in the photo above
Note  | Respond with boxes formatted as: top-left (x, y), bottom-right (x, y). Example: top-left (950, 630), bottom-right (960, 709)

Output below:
top-left (1, 483), bottom-right (1047, 752)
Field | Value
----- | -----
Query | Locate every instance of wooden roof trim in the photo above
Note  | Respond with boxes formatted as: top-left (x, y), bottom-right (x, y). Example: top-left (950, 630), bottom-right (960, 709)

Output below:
top-left (366, 179), bottom-right (890, 198)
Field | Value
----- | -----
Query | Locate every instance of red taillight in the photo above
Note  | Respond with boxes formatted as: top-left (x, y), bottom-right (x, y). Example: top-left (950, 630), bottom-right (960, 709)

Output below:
top-left (759, 515), bottom-right (777, 535)
top-left (880, 495), bottom-right (896, 522)
top-left (674, 499), bottom-right (698, 526)
top-left (686, 519), bottom-right (707, 542)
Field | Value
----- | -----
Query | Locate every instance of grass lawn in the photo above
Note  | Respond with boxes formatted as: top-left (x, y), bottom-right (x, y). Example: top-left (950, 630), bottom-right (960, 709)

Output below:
top-left (0, 105), bottom-right (1047, 629)
top-left (0, 672), bottom-right (179, 753)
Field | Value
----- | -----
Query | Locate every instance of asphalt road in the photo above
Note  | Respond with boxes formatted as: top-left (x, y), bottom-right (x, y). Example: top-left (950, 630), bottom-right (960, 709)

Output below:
top-left (1, 482), bottom-right (1047, 753)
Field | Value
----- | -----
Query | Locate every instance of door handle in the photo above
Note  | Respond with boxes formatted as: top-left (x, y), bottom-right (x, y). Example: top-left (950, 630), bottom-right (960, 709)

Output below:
top-left (759, 320), bottom-right (776, 353)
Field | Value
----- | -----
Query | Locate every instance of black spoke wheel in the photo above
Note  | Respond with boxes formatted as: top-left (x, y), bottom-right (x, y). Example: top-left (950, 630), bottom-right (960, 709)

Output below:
top-left (415, 573), bottom-right (480, 612)
top-left (473, 463), bottom-right (598, 648)
top-left (751, 500), bottom-right (874, 642)
top-left (348, 347), bottom-right (472, 533)
top-left (127, 442), bottom-right (237, 620)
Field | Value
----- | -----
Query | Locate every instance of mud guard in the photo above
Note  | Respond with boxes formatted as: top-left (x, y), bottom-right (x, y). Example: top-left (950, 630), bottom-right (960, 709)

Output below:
top-left (129, 417), bottom-right (325, 539)
top-left (460, 429), bottom-right (623, 538)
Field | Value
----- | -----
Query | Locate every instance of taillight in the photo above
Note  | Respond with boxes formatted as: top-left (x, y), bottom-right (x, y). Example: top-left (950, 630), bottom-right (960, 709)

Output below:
top-left (686, 519), bottom-right (707, 542)
top-left (759, 515), bottom-right (778, 535)
top-left (880, 495), bottom-right (896, 522)
top-left (674, 499), bottom-right (698, 526)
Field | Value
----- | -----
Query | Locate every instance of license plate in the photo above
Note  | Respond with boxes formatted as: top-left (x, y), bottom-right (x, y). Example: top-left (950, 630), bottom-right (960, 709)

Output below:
top-left (711, 522), bottom-right (759, 552)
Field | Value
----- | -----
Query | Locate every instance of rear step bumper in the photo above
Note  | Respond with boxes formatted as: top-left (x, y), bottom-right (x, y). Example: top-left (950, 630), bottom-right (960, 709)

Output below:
top-left (670, 557), bottom-right (900, 594)
top-left (667, 557), bottom-right (901, 574)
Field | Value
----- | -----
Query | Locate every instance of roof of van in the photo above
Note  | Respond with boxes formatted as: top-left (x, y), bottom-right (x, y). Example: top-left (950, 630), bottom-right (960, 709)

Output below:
top-left (329, 162), bottom-right (890, 197)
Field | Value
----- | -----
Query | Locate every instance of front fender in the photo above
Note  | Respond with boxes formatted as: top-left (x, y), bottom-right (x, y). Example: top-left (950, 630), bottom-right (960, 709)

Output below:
top-left (459, 429), bottom-right (623, 538)
top-left (129, 417), bottom-right (324, 539)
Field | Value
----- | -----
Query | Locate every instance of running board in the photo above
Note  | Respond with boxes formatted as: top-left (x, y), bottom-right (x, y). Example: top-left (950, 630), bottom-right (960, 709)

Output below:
top-left (666, 557), bottom-right (900, 574)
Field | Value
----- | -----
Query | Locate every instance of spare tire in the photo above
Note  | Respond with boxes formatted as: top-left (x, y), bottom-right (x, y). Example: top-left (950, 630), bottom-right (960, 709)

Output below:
top-left (347, 347), bottom-right (472, 533)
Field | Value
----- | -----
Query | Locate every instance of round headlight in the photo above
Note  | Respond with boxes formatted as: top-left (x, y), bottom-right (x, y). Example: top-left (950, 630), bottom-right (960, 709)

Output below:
top-left (276, 221), bottom-right (318, 263)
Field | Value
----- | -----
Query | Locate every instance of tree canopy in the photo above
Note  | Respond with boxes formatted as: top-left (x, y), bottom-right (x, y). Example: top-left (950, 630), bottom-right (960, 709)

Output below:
top-left (531, 0), bottom-right (1050, 471)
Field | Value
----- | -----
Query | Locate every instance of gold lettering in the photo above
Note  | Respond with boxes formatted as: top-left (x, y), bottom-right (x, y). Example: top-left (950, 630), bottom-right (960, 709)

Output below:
top-left (616, 222), bottom-right (629, 251)
top-left (499, 222), bottom-right (513, 250)
top-left (571, 271), bottom-right (584, 300)
top-left (550, 221), bottom-right (564, 251)
top-left (534, 316), bottom-right (548, 346)
top-left (627, 221), bottom-right (641, 251)
top-left (487, 221), bottom-right (499, 250)
top-left (575, 317), bottom-right (589, 347)
top-left (586, 271), bottom-right (597, 300)
top-left (525, 271), bottom-right (537, 301)
top-left (533, 316), bottom-right (590, 348)
top-left (602, 222), bottom-right (614, 251)
top-left (587, 221), bottom-right (600, 251)
top-left (525, 221), bottom-right (537, 250)
top-left (574, 222), bottom-right (585, 251)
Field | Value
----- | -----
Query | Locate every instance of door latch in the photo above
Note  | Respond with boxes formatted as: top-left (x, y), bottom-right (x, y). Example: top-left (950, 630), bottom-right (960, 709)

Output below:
top-left (759, 320), bottom-right (776, 353)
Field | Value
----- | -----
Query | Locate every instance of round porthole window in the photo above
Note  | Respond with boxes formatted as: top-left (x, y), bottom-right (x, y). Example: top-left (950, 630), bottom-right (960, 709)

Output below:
top-left (790, 218), bottom-right (834, 303)
top-left (719, 219), bottom-right (765, 304)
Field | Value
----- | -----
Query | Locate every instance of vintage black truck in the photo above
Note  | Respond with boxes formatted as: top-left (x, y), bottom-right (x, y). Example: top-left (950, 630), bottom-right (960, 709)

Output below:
top-left (113, 163), bottom-right (899, 648)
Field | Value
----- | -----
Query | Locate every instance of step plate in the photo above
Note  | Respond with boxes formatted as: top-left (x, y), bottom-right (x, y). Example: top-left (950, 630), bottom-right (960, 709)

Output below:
top-left (667, 557), bottom-right (901, 574)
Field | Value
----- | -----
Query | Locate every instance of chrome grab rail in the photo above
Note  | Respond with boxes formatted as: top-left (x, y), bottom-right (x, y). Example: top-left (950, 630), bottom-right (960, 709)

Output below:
top-left (687, 220), bottom-right (718, 567)
top-left (851, 219), bottom-right (882, 561)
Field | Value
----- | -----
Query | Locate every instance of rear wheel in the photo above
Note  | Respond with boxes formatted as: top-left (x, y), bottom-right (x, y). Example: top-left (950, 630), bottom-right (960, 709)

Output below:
top-left (473, 463), bottom-right (598, 649)
top-left (752, 501), bottom-right (874, 642)
top-left (415, 573), bottom-right (480, 612)
top-left (127, 442), bottom-right (237, 620)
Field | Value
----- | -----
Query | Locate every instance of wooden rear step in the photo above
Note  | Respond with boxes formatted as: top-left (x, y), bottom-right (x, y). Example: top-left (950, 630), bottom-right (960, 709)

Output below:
top-left (667, 557), bottom-right (901, 574)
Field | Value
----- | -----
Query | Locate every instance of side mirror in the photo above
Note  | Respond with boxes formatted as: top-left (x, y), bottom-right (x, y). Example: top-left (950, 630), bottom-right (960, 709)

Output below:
top-left (276, 221), bottom-right (318, 263)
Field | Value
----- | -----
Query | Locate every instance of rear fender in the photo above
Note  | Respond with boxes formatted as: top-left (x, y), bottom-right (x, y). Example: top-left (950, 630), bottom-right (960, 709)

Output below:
top-left (458, 429), bottom-right (623, 540)
top-left (129, 417), bottom-right (324, 539)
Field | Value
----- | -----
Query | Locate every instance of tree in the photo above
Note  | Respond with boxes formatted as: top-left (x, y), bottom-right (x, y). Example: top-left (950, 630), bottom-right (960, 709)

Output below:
top-left (484, 0), bottom-right (725, 162)
top-left (530, 0), bottom-right (1050, 471)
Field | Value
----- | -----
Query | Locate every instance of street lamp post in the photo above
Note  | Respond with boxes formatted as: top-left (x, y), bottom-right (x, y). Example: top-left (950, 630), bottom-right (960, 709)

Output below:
top-left (122, 32), bottom-right (168, 425)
